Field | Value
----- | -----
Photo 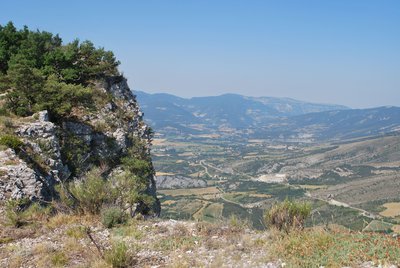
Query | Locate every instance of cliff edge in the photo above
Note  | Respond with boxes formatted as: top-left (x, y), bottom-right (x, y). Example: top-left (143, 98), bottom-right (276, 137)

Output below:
top-left (0, 75), bottom-right (160, 215)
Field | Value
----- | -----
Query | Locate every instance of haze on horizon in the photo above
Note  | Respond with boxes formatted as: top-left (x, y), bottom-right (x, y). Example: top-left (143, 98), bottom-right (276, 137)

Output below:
top-left (1, 0), bottom-right (400, 109)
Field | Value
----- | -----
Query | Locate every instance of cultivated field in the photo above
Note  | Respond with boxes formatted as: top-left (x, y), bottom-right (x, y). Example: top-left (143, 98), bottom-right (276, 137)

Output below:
top-left (152, 133), bottom-right (400, 231)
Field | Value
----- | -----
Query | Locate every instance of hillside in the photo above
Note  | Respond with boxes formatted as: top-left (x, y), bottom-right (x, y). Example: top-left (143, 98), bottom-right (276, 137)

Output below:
top-left (151, 131), bottom-right (400, 233)
top-left (1, 22), bottom-right (400, 268)
top-left (136, 91), bottom-right (348, 133)
top-left (0, 22), bottom-right (159, 214)
top-left (256, 106), bottom-right (400, 141)
top-left (137, 91), bottom-right (400, 142)
top-left (0, 211), bottom-right (399, 267)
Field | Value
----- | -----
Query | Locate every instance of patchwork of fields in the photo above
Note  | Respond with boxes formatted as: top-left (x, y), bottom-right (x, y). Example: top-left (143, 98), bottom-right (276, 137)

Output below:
top-left (152, 134), bottom-right (400, 231)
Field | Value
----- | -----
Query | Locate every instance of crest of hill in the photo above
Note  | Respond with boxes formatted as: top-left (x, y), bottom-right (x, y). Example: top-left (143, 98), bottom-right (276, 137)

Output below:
top-left (136, 91), bottom-right (349, 129)
top-left (0, 22), bottom-right (160, 216)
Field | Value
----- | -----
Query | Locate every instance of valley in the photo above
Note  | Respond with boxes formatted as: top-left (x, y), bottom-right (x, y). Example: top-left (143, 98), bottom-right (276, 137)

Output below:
top-left (136, 91), bottom-right (400, 232)
top-left (152, 132), bottom-right (400, 232)
top-left (1, 7), bottom-right (400, 266)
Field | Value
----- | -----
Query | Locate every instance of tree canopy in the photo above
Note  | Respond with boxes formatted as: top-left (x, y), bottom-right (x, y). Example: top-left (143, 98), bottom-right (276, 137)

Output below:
top-left (0, 21), bottom-right (120, 117)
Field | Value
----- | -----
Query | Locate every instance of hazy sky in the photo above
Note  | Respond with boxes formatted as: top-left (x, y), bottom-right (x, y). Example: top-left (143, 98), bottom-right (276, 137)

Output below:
top-left (1, 0), bottom-right (399, 108)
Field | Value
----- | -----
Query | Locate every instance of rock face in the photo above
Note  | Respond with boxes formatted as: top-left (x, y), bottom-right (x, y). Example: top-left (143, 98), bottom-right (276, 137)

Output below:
top-left (0, 149), bottom-right (54, 201)
top-left (17, 113), bottom-right (71, 182)
top-left (0, 76), bottom-right (160, 215)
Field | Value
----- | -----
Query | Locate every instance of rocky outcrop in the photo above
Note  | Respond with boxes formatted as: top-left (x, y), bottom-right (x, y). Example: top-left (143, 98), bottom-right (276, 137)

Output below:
top-left (0, 76), bottom-right (160, 215)
top-left (17, 111), bottom-right (71, 182)
top-left (0, 149), bottom-right (54, 201)
top-left (0, 112), bottom-right (67, 201)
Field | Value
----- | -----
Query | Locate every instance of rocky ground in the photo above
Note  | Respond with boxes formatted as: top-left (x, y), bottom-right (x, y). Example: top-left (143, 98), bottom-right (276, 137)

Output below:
top-left (0, 213), bottom-right (280, 268)
top-left (0, 209), bottom-right (399, 268)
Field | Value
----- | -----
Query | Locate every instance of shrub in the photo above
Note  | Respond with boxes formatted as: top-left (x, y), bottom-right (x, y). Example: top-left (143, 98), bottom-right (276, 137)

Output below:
top-left (0, 107), bottom-right (10, 116)
top-left (54, 184), bottom-right (75, 212)
top-left (101, 207), bottom-right (127, 228)
top-left (264, 198), bottom-right (311, 233)
top-left (0, 134), bottom-right (23, 151)
top-left (4, 199), bottom-right (53, 227)
top-left (64, 226), bottom-right (87, 240)
top-left (60, 131), bottom-right (90, 176)
top-left (227, 214), bottom-right (250, 231)
top-left (105, 241), bottom-right (135, 268)
top-left (4, 198), bottom-right (29, 227)
top-left (50, 251), bottom-right (68, 266)
top-left (34, 74), bottom-right (94, 118)
top-left (3, 118), bottom-right (13, 128)
top-left (68, 168), bottom-right (108, 214)
top-left (110, 171), bottom-right (155, 216)
top-left (22, 202), bottom-right (53, 222)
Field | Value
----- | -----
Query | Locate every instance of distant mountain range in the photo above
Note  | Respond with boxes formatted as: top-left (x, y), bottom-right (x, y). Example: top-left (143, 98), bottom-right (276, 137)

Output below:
top-left (252, 106), bottom-right (400, 141)
top-left (135, 91), bottom-right (400, 141)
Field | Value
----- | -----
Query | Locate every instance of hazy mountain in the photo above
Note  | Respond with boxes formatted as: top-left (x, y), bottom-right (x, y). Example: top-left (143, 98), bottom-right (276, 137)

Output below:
top-left (267, 106), bottom-right (400, 141)
top-left (135, 91), bottom-right (400, 141)
top-left (136, 91), bottom-right (348, 129)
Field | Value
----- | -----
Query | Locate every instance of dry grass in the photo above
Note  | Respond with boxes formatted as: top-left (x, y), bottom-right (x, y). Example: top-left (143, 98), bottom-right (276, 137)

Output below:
top-left (267, 226), bottom-right (400, 267)
top-left (380, 202), bottom-right (400, 218)
top-left (45, 213), bottom-right (100, 230)
top-left (3, 159), bottom-right (20, 165)
top-left (1, 207), bottom-right (399, 268)
top-left (161, 200), bottom-right (177, 205)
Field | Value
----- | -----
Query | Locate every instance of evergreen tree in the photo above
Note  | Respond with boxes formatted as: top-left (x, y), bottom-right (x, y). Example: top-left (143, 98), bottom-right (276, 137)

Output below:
top-left (0, 21), bottom-right (120, 117)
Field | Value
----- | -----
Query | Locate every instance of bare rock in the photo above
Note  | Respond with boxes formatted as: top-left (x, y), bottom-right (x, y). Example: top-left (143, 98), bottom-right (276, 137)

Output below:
top-left (0, 149), bottom-right (54, 201)
top-left (0, 76), bottom-right (160, 215)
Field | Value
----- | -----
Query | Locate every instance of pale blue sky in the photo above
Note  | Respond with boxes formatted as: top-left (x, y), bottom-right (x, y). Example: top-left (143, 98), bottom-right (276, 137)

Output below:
top-left (1, 0), bottom-right (399, 108)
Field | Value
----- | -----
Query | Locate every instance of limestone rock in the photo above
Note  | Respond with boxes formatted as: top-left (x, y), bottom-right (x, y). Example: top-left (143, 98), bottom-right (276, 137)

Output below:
top-left (0, 149), bottom-right (54, 201)
top-left (17, 119), bottom-right (71, 182)
top-left (38, 110), bottom-right (49, 122)
top-left (0, 75), bottom-right (160, 215)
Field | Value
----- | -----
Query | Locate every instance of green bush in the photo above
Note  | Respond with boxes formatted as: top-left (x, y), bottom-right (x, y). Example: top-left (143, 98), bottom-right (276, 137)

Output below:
top-left (0, 134), bottom-right (23, 151)
top-left (33, 74), bottom-right (94, 118)
top-left (54, 184), bottom-right (75, 212)
top-left (60, 166), bottom-right (154, 217)
top-left (110, 171), bottom-right (154, 216)
top-left (0, 107), bottom-right (9, 116)
top-left (105, 241), bottom-right (135, 268)
top-left (264, 198), bottom-right (311, 233)
top-left (2, 118), bottom-right (13, 128)
top-left (4, 199), bottom-right (54, 227)
top-left (68, 168), bottom-right (108, 214)
top-left (101, 207), bottom-right (127, 228)
top-left (4, 198), bottom-right (30, 227)
top-left (60, 131), bottom-right (90, 176)
top-left (50, 251), bottom-right (68, 266)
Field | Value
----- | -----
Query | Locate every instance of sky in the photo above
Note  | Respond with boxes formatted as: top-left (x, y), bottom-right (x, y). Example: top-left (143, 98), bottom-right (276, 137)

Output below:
top-left (1, 0), bottom-right (400, 108)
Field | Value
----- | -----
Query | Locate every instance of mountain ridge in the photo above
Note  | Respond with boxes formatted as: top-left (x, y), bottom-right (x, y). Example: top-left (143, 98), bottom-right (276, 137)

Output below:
top-left (136, 90), bottom-right (400, 141)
